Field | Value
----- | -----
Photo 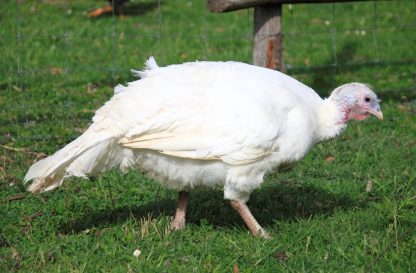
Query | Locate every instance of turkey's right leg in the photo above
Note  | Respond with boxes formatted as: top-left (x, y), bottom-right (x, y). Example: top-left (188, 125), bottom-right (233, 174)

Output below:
top-left (170, 191), bottom-right (190, 230)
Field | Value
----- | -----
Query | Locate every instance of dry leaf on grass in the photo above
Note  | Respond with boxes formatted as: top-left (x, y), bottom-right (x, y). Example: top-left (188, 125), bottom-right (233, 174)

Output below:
top-left (50, 67), bottom-right (63, 75)
top-left (325, 154), bottom-right (335, 162)
top-left (86, 83), bottom-right (98, 94)
top-left (274, 251), bottom-right (289, 261)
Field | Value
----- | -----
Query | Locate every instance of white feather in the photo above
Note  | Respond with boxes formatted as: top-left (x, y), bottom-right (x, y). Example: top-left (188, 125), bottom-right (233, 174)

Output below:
top-left (131, 56), bottom-right (159, 78)
top-left (114, 84), bottom-right (125, 94)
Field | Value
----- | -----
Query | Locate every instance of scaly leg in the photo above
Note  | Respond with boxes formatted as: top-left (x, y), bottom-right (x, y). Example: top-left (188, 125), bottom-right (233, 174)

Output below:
top-left (230, 200), bottom-right (270, 239)
top-left (170, 191), bottom-right (190, 230)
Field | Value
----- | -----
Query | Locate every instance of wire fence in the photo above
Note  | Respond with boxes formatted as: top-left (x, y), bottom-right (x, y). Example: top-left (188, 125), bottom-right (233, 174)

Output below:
top-left (1, 0), bottom-right (415, 151)
top-left (283, 1), bottom-right (416, 93)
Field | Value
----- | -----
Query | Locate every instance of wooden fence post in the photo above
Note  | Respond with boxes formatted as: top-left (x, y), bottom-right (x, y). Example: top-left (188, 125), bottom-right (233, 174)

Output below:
top-left (209, 0), bottom-right (367, 71)
top-left (253, 4), bottom-right (284, 71)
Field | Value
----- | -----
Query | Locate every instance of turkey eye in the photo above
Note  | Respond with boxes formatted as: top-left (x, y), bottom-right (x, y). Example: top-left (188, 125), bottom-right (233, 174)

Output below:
top-left (365, 97), bottom-right (371, 102)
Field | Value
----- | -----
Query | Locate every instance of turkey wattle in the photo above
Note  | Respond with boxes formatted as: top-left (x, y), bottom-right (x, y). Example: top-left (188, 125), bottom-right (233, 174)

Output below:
top-left (24, 57), bottom-right (383, 238)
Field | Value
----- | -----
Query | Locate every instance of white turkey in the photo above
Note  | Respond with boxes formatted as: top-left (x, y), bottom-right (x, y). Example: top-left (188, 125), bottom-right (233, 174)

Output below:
top-left (24, 57), bottom-right (383, 238)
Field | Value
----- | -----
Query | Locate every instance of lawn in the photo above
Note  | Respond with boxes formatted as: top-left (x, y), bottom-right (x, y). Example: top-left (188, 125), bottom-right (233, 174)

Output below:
top-left (1, 0), bottom-right (415, 272)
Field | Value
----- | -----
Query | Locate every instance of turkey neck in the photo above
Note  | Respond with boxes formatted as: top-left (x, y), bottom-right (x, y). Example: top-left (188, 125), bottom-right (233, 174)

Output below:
top-left (316, 97), bottom-right (348, 142)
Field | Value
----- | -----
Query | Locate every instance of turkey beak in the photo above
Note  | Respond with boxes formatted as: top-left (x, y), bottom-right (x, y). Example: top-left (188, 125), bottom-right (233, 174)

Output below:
top-left (367, 104), bottom-right (383, 120)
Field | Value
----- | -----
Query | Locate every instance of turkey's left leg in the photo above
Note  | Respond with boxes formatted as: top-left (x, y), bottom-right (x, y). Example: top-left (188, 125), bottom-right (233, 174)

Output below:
top-left (230, 200), bottom-right (270, 239)
top-left (170, 191), bottom-right (190, 230)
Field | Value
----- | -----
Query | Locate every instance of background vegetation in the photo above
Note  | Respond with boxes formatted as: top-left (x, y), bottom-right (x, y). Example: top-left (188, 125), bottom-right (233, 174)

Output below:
top-left (1, 0), bottom-right (415, 272)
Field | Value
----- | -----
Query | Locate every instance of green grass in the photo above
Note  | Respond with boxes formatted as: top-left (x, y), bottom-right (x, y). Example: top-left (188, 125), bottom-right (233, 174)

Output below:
top-left (1, 0), bottom-right (415, 272)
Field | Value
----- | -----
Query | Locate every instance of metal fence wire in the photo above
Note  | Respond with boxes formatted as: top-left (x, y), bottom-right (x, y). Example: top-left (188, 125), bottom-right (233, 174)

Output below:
top-left (1, 0), bottom-right (415, 149)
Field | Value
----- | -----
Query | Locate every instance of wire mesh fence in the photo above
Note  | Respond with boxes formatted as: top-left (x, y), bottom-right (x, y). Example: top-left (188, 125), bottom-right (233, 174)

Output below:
top-left (283, 1), bottom-right (416, 95)
top-left (1, 0), bottom-right (415, 154)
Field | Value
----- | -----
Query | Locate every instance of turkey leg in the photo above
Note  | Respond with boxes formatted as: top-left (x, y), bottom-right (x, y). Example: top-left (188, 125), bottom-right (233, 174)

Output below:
top-left (170, 191), bottom-right (190, 230)
top-left (230, 200), bottom-right (270, 239)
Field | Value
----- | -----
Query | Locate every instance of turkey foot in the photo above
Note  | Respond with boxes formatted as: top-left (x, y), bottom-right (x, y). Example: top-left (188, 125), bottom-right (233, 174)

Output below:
top-left (230, 200), bottom-right (270, 239)
top-left (170, 191), bottom-right (190, 230)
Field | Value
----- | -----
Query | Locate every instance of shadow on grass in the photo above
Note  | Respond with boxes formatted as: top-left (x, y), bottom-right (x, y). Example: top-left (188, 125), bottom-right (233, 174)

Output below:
top-left (122, 2), bottom-right (159, 16)
top-left (59, 181), bottom-right (364, 234)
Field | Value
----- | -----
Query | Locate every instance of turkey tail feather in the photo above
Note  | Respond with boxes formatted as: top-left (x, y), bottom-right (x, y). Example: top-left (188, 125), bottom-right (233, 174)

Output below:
top-left (24, 130), bottom-right (131, 193)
